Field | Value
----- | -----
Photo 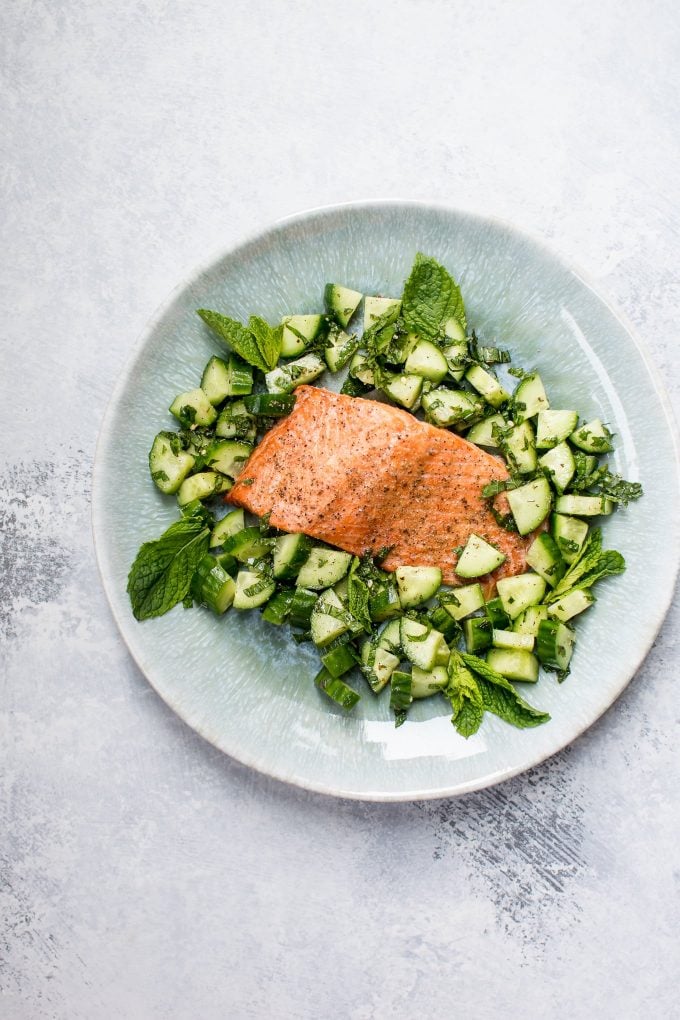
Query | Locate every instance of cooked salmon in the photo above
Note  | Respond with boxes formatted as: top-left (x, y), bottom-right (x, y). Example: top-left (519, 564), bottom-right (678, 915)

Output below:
top-left (228, 385), bottom-right (532, 588)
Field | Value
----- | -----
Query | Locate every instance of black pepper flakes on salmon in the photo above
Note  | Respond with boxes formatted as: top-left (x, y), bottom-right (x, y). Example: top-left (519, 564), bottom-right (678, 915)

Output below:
top-left (227, 385), bottom-right (533, 591)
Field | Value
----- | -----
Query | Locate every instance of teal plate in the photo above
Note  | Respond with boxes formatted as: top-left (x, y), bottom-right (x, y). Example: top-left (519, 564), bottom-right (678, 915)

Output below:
top-left (92, 202), bottom-right (680, 800)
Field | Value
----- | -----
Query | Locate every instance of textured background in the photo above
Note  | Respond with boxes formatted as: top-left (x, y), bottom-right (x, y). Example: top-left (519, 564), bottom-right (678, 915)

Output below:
top-left (2, 2), bottom-right (679, 1018)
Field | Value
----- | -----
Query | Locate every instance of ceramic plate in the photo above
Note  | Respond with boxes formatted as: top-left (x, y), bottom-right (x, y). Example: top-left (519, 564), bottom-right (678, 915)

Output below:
top-left (92, 201), bottom-right (680, 800)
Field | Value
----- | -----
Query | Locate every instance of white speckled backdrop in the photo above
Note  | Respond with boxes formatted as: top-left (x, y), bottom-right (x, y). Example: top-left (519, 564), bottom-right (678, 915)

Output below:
top-left (2, 2), bottom-right (679, 1018)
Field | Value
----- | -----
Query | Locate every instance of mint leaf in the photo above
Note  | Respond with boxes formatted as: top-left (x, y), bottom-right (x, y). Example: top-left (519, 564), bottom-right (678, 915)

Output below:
top-left (461, 654), bottom-right (550, 729)
top-left (446, 650), bottom-right (484, 737)
top-left (197, 309), bottom-right (269, 371)
top-left (248, 315), bottom-right (282, 370)
top-left (347, 554), bottom-right (378, 632)
top-left (363, 304), bottom-right (402, 353)
top-left (127, 517), bottom-right (210, 620)
top-left (546, 529), bottom-right (625, 602)
top-left (402, 253), bottom-right (466, 339)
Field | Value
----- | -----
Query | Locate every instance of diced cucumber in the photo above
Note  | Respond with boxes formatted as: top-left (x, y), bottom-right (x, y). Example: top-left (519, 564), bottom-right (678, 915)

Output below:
top-left (321, 640), bottom-right (356, 678)
top-left (496, 573), bottom-right (547, 620)
top-left (411, 665), bottom-right (448, 699)
top-left (466, 413), bottom-right (506, 448)
top-left (463, 616), bottom-right (493, 653)
top-left (378, 618), bottom-right (402, 653)
top-left (465, 364), bottom-right (510, 408)
top-left (215, 399), bottom-right (257, 443)
top-left (232, 568), bottom-right (276, 610)
top-left (570, 418), bottom-right (614, 453)
top-left (428, 605), bottom-right (462, 642)
top-left (288, 587), bottom-right (318, 629)
top-left (323, 325), bottom-right (358, 372)
top-left (149, 432), bottom-right (195, 495)
top-left (364, 296), bottom-right (401, 329)
top-left (390, 671), bottom-right (413, 717)
top-left (526, 533), bottom-right (566, 586)
top-left (296, 548), bottom-right (352, 590)
top-left (551, 513), bottom-right (589, 564)
top-left (261, 589), bottom-right (294, 625)
top-left (222, 526), bottom-right (271, 563)
top-left (281, 314), bottom-right (327, 357)
top-left (200, 356), bottom-right (231, 405)
top-left (548, 589), bottom-right (595, 622)
top-left (503, 420), bottom-right (537, 474)
top-left (536, 618), bottom-right (576, 671)
top-left (387, 331), bottom-right (419, 364)
top-left (333, 575), bottom-right (350, 602)
top-left (456, 534), bottom-right (506, 578)
top-left (324, 283), bottom-right (363, 327)
top-left (404, 340), bottom-right (448, 383)
top-left (486, 648), bottom-right (539, 683)
top-left (201, 354), bottom-right (253, 403)
top-left (348, 351), bottom-right (375, 387)
top-left (216, 552), bottom-right (238, 576)
top-left (204, 439), bottom-right (252, 479)
top-left (243, 393), bottom-right (296, 417)
top-left (310, 589), bottom-right (351, 647)
top-left (555, 494), bottom-right (614, 517)
top-left (265, 353), bottom-right (325, 393)
top-left (177, 471), bottom-right (231, 506)
top-left (421, 387), bottom-right (483, 427)
top-left (272, 532), bottom-right (312, 580)
top-left (400, 618), bottom-right (444, 671)
top-left (492, 629), bottom-right (534, 652)
top-left (314, 667), bottom-right (360, 710)
top-left (360, 642), bottom-right (400, 693)
top-left (210, 508), bottom-right (245, 548)
top-left (441, 582), bottom-right (485, 620)
top-left (513, 605), bottom-right (549, 636)
top-left (513, 373), bottom-right (549, 423)
top-left (434, 641), bottom-right (451, 667)
top-left (539, 442), bottom-right (575, 493)
top-left (190, 555), bottom-right (236, 614)
top-left (535, 409), bottom-right (579, 450)
top-left (368, 582), bottom-right (402, 622)
top-left (444, 317), bottom-right (466, 342)
top-left (382, 373), bottom-right (423, 410)
top-left (169, 388), bottom-right (217, 427)
top-left (442, 339), bottom-right (468, 382)
top-left (507, 476), bottom-right (552, 534)
top-left (483, 597), bottom-right (509, 631)
top-left (395, 565), bottom-right (442, 608)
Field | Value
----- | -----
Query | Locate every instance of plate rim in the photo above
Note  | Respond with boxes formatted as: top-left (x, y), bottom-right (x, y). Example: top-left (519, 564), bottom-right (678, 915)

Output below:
top-left (92, 199), bottom-right (680, 801)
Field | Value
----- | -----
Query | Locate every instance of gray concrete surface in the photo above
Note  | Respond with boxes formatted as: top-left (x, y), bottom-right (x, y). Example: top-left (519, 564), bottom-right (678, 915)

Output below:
top-left (2, 1), bottom-right (679, 1017)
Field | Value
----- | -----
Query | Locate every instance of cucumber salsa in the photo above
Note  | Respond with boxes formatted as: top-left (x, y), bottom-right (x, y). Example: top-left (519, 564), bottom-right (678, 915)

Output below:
top-left (127, 254), bottom-right (641, 737)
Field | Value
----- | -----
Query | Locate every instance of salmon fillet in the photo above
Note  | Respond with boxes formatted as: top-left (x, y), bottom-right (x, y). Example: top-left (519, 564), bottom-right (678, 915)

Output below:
top-left (228, 385), bottom-right (531, 589)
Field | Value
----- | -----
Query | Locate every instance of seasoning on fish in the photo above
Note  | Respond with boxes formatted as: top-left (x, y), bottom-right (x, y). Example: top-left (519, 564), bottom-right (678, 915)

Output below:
top-left (228, 386), bottom-right (532, 588)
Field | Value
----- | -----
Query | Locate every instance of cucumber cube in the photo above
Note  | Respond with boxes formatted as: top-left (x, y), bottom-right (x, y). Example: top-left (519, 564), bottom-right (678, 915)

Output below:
top-left (324, 283), bottom-right (363, 327)
top-left (496, 573), bottom-right (547, 620)
top-left (486, 648), bottom-right (539, 682)
top-left (506, 476), bottom-right (552, 535)
top-left (526, 533), bottom-right (566, 586)
top-left (364, 296), bottom-right (401, 329)
top-left (465, 364), bottom-right (510, 408)
top-left (547, 589), bottom-right (595, 622)
top-left (404, 340), bottom-right (448, 383)
top-left (512, 373), bottom-right (549, 422)
top-left (169, 388), bottom-right (217, 427)
top-left (441, 582), bottom-right (485, 620)
top-left (456, 534), bottom-right (506, 578)
top-left (395, 565), bottom-right (442, 608)
top-left (411, 665), bottom-right (448, 699)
